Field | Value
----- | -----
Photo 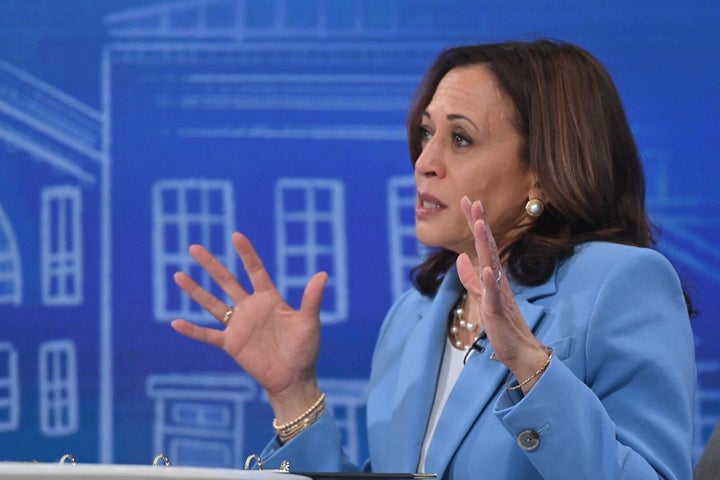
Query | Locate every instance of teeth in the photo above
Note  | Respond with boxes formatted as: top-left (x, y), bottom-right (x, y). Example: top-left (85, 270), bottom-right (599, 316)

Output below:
top-left (423, 200), bottom-right (441, 208)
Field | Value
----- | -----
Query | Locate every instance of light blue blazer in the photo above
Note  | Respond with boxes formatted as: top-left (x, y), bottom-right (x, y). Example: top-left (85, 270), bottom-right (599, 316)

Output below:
top-left (261, 242), bottom-right (696, 480)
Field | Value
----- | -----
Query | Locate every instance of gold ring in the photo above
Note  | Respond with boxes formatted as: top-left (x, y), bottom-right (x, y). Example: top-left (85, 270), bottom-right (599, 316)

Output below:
top-left (222, 307), bottom-right (234, 325)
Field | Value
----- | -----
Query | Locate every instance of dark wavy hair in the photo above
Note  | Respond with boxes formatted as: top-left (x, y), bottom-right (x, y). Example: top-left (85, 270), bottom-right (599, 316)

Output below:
top-left (407, 40), bottom-right (694, 315)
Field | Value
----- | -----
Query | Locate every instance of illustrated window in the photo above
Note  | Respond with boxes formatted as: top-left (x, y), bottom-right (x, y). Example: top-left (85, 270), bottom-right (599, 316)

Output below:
top-left (275, 178), bottom-right (348, 324)
top-left (0, 205), bottom-right (22, 305)
top-left (152, 180), bottom-right (235, 322)
top-left (0, 342), bottom-right (20, 432)
top-left (39, 340), bottom-right (78, 436)
top-left (41, 186), bottom-right (83, 305)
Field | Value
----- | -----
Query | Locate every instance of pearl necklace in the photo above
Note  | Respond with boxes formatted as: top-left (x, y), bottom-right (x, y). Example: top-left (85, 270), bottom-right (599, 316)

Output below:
top-left (448, 293), bottom-right (484, 350)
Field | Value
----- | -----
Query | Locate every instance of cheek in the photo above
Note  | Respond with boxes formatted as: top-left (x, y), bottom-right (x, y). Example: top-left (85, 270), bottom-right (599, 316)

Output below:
top-left (459, 175), bottom-right (493, 203)
top-left (464, 176), bottom-right (529, 228)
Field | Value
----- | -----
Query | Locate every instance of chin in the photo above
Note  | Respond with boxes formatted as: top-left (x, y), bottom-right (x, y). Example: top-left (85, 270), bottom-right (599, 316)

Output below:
top-left (414, 225), bottom-right (434, 246)
top-left (415, 233), bottom-right (446, 252)
top-left (418, 235), bottom-right (469, 258)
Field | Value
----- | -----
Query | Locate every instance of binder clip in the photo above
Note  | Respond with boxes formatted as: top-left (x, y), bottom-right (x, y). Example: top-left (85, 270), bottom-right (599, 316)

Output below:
top-left (59, 454), bottom-right (76, 465)
top-left (153, 453), bottom-right (171, 467)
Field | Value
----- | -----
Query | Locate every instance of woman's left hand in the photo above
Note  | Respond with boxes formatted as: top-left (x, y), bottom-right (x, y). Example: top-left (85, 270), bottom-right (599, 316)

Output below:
top-left (456, 196), bottom-right (550, 393)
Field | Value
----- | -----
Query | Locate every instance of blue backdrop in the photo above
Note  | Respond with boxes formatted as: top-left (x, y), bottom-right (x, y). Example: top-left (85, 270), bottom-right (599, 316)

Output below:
top-left (0, 0), bottom-right (718, 469)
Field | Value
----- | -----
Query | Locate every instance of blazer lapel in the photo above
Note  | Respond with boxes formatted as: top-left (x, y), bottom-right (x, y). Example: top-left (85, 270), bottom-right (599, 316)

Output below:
top-left (422, 269), bottom-right (557, 477)
top-left (389, 271), bottom-right (465, 471)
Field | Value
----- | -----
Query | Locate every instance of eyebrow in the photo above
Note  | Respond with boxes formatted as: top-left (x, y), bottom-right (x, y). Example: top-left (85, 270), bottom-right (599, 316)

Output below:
top-left (423, 111), bottom-right (479, 131)
top-left (447, 113), bottom-right (479, 131)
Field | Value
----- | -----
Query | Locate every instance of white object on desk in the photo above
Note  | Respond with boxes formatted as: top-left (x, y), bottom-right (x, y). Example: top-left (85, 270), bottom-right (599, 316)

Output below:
top-left (0, 463), bottom-right (310, 480)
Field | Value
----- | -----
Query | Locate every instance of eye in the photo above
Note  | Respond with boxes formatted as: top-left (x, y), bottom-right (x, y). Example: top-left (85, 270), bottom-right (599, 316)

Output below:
top-left (453, 131), bottom-right (471, 147)
top-left (418, 125), bottom-right (433, 144)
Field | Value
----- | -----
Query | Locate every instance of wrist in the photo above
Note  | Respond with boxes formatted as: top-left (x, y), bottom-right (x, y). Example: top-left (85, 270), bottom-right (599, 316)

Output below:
top-left (507, 346), bottom-right (553, 394)
top-left (272, 391), bottom-right (326, 444)
top-left (267, 380), bottom-right (323, 425)
top-left (504, 343), bottom-right (548, 376)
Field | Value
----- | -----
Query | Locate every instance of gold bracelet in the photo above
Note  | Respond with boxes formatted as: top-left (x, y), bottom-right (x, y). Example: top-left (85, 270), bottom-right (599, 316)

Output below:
top-left (507, 347), bottom-right (554, 391)
top-left (272, 392), bottom-right (326, 443)
top-left (276, 405), bottom-right (325, 443)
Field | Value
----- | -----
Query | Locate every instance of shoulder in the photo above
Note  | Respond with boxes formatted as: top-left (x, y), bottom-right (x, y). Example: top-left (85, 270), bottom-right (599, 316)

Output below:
top-left (545, 241), bottom-right (688, 331)
top-left (567, 241), bottom-right (672, 266)
top-left (556, 242), bottom-right (689, 338)
top-left (559, 241), bottom-right (679, 285)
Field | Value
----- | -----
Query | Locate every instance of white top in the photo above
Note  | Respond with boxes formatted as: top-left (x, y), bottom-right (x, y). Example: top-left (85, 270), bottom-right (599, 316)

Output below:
top-left (418, 338), bottom-right (467, 473)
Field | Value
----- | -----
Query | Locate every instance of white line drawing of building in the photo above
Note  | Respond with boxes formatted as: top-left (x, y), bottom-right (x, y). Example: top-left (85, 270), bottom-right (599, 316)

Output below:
top-left (275, 178), bottom-right (348, 324)
top-left (0, 55), bottom-right (112, 460)
top-left (146, 374), bottom-right (257, 467)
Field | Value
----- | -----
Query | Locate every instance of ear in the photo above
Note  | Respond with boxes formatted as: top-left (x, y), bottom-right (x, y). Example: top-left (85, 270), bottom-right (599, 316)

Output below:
top-left (527, 177), bottom-right (546, 203)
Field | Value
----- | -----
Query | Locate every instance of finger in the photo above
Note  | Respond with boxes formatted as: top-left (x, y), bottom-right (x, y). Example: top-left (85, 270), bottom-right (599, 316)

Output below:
top-left (171, 319), bottom-right (225, 349)
top-left (480, 265), bottom-right (504, 314)
top-left (481, 218), bottom-right (502, 275)
top-left (471, 209), bottom-right (503, 281)
top-left (470, 198), bottom-right (485, 223)
top-left (461, 197), bottom-right (493, 270)
top-left (174, 271), bottom-right (233, 321)
top-left (461, 198), bottom-right (502, 292)
top-left (461, 197), bottom-right (493, 269)
top-left (300, 271), bottom-right (329, 316)
top-left (471, 217), bottom-right (495, 274)
top-left (233, 232), bottom-right (277, 294)
top-left (457, 252), bottom-right (483, 300)
top-left (460, 195), bottom-right (474, 229)
top-left (188, 243), bottom-right (249, 302)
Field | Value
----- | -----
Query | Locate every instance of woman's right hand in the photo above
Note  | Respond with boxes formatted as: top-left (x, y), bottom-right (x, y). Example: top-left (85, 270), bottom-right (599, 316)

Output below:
top-left (171, 232), bottom-right (328, 423)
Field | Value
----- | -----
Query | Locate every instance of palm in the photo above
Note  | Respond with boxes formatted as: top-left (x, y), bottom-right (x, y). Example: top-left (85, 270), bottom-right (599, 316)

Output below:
top-left (223, 292), bottom-right (321, 394)
top-left (171, 233), bottom-right (327, 397)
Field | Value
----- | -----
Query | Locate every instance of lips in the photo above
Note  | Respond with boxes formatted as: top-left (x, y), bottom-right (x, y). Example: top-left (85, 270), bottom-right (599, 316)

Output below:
top-left (416, 192), bottom-right (447, 216)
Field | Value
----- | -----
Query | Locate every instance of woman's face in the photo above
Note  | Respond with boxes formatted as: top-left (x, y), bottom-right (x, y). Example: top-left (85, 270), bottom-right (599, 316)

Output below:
top-left (414, 65), bottom-right (539, 259)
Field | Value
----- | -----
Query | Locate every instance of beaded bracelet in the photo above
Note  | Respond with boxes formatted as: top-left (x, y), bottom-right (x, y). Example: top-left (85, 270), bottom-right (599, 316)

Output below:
top-left (507, 347), bottom-right (554, 391)
top-left (272, 392), bottom-right (326, 444)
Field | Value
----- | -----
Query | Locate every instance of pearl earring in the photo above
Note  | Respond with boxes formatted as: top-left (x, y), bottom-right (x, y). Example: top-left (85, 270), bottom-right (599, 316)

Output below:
top-left (525, 198), bottom-right (545, 218)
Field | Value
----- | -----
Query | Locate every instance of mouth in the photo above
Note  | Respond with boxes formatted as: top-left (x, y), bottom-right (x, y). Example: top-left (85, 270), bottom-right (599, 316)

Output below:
top-left (416, 193), bottom-right (447, 216)
top-left (421, 199), bottom-right (442, 209)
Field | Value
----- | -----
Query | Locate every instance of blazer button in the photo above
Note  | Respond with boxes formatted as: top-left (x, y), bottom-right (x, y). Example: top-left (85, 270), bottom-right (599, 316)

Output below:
top-left (517, 429), bottom-right (541, 451)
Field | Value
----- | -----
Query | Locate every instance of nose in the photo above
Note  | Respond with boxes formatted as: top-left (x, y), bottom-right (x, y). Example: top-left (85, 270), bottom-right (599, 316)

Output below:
top-left (414, 137), bottom-right (446, 179)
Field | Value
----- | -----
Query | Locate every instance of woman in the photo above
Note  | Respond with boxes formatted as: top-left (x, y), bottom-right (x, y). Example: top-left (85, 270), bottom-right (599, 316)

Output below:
top-left (171, 40), bottom-right (696, 479)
